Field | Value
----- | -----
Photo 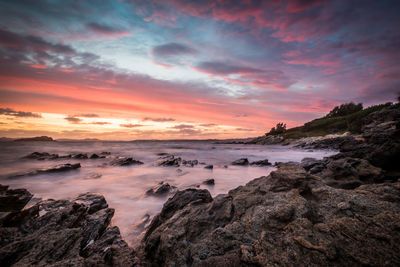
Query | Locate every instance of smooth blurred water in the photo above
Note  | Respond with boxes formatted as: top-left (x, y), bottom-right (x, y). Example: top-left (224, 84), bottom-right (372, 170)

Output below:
top-left (0, 140), bottom-right (337, 246)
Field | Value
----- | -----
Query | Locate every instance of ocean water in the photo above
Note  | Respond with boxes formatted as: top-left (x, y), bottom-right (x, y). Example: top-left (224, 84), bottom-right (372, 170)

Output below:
top-left (0, 140), bottom-right (337, 246)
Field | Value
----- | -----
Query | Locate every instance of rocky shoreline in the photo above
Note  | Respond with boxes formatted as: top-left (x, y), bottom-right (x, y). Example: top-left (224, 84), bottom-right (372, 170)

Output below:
top-left (1, 104), bottom-right (399, 266)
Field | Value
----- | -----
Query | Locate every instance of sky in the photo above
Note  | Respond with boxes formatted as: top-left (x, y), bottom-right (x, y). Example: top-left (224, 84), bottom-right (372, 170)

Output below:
top-left (0, 0), bottom-right (399, 140)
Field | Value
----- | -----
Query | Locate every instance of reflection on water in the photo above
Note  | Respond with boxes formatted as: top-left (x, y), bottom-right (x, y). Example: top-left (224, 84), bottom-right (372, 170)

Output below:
top-left (0, 140), bottom-right (337, 246)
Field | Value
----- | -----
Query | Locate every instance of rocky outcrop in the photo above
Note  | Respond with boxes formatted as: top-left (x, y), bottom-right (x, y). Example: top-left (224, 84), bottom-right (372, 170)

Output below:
top-left (9, 163), bottom-right (81, 178)
top-left (0, 185), bottom-right (32, 212)
top-left (110, 157), bottom-right (143, 166)
top-left (0, 185), bottom-right (135, 266)
top-left (204, 165), bottom-right (213, 169)
top-left (202, 178), bottom-right (215, 185)
top-left (231, 158), bottom-right (249, 166)
top-left (157, 155), bottom-right (199, 168)
top-left (137, 163), bottom-right (400, 266)
top-left (146, 182), bottom-right (177, 197)
top-left (250, 159), bottom-right (272, 166)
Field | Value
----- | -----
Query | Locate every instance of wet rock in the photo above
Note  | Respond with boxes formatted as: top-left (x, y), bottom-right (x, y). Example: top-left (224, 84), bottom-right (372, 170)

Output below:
top-left (250, 159), bottom-right (271, 166)
top-left (72, 153), bottom-right (88, 159)
top-left (0, 185), bottom-right (33, 212)
top-left (202, 178), bottom-right (215, 185)
top-left (90, 153), bottom-right (101, 159)
top-left (39, 163), bottom-right (81, 173)
top-left (204, 165), bottom-right (214, 169)
top-left (156, 152), bottom-right (169, 156)
top-left (146, 182), bottom-right (176, 196)
top-left (232, 158), bottom-right (249, 166)
top-left (157, 155), bottom-right (181, 167)
top-left (100, 151), bottom-right (111, 155)
top-left (111, 157), bottom-right (143, 166)
top-left (0, 186), bottom-right (135, 266)
top-left (23, 152), bottom-right (59, 160)
top-left (301, 157), bottom-right (320, 171)
top-left (182, 159), bottom-right (199, 167)
top-left (137, 164), bottom-right (400, 266)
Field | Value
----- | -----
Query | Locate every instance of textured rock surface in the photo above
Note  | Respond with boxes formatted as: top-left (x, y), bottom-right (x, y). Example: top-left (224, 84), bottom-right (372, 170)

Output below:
top-left (232, 158), bottom-right (250, 166)
top-left (0, 186), bottom-right (135, 266)
top-left (111, 157), bottom-right (143, 166)
top-left (137, 164), bottom-right (400, 266)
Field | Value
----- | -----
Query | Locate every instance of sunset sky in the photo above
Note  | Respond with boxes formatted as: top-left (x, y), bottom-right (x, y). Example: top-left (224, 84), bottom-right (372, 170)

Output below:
top-left (0, 0), bottom-right (399, 140)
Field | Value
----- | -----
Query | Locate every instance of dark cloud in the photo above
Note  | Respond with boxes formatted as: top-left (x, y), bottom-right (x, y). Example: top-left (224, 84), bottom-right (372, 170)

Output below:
top-left (64, 116), bottom-right (82, 124)
top-left (120, 123), bottom-right (145, 128)
top-left (199, 123), bottom-right (217, 127)
top-left (235, 127), bottom-right (255, 131)
top-left (0, 107), bottom-right (42, 118)
top-left (75, 113), bottom-right (99, 118)
top-left (171, 124), bottom-right (194, 129)
top-left (195, 61), bottom-right (263, 75)
top-left (86, 22), bottom-right (129, 36)
top-left (143, 117), bottom-right (175, 122)
top-left (152, 42), bottom-right (197, 58)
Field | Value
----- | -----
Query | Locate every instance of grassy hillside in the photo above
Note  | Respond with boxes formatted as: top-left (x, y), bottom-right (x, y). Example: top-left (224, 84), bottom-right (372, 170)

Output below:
top-left (270, 102), bottom-right (394, 139)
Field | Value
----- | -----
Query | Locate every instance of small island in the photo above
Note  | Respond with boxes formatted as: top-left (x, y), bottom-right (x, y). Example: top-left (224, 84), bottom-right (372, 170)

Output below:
top-left (14, 136), bottom-right (54, 142)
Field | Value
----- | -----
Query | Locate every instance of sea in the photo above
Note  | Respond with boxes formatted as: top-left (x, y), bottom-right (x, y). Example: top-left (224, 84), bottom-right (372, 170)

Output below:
top-left (0, 140), bottom-right (337, 246)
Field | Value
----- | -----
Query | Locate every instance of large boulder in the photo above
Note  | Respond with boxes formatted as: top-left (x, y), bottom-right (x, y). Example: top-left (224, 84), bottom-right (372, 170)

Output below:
top-left (0, 187), bottom-right (135, 266)
top-left (136, 164), bottom-right (400, 266)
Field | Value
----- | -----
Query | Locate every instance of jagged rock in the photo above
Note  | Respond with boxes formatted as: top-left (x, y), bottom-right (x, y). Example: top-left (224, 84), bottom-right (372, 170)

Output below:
top-left (182, 159), bottom-right (199, 167)
top-left (0, 187), bottom-right (135, 266)
top-left (232, 158), bottom-right (249, 166)
top-left (10, 163), bottom-right (82, 178)
top-left (23, 152), bottom-right (59, 160)
top-left (137, 164), bottom-right (400, 266)
top-left (0, 185), bottom-right (32, 212)
top-left (300, 157), bottom-right (320, 171)
top-left (90, 153), bottom-right (100, 159)
top-left (204, 165), bottom-right (213, 169)
top-left (250, 159), bottom-right (271, 166)
top-left (312, 157), bottom-right (382, 189)
top-left (73, 153), bottom-right (88, 159)
top-left (146, 182), bottom-right (176, 196)
top-left (157, 155), bottom-right (181, 167)
top-left (111, 157), bottom-right (143, 166)
top-left (202, 178), bottom-right (215, 185)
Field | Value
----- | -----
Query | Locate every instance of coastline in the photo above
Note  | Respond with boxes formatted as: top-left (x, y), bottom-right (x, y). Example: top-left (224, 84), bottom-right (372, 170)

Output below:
top-left (1, 103), bottom-right (399, 266)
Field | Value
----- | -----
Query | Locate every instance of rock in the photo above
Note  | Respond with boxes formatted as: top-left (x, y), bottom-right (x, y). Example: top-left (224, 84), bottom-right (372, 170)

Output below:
top-left (38, 163), bottom-right (81, 173)
top-left (250, 159), bottom-right (271, 166)
top-left (73, 153), bottom-right (88, 159)
top-left (0, 186), bottom-right (135, 266)
top-left (137, 163), bottom-right (400, 266)
top-left (203, 178), bottom-right (215, 185)
top-left (232, 158), bottom-right (249, 166)
top-left (246, 135), bottom-right (284, 145)
top-left (300, 157), bottom-right (320, 171)
top-left (90, 153), bottom-right (100, 159)
top-left (111, 157), bottom-right (143, 166)
top-left (100, 151), bottom-right (111, 155)
top-left (10, 163), bottom-right (82, 178)
top-left (0, 185), bottom-right (33, 212)
top-left (146, 182), bottom-right (176, 196)
top-left (157, 155), bottom-right (181, 167)
top-left (315, 157), bottom-right (383, 189)
top-left (182, 159), bottom-right (199, 167)
top-left (23, 152), bottom-right (59, 160)
top-left (156, 152), bottom-right (169, 156)
top-left (204, 165), bottom-right (214, 169)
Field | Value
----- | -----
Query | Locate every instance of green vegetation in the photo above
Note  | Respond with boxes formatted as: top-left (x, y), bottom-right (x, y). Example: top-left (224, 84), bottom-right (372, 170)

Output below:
top-left (267, 122), bottom-right (286, 135)
top-left (265, 102), bottom-right (394, 139)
